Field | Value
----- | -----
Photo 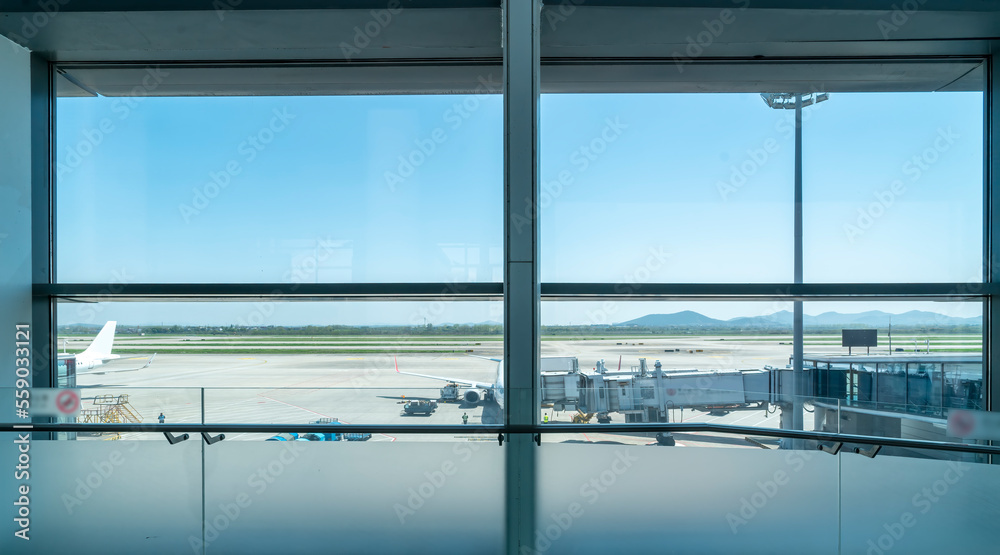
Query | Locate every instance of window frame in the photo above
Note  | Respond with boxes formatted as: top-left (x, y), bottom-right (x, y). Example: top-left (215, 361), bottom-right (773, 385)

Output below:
top-left (20, 6), bottom-right (1000, 554)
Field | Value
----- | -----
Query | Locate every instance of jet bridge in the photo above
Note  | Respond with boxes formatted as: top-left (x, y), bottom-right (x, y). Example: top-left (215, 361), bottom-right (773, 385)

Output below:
top-left (541, 358), bottom-right (775, 423)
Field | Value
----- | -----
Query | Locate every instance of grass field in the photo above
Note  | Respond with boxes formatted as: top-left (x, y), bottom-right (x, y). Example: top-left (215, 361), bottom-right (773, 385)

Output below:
top-left (110, 348), bottom-right (476, 355)
top-left (84, 331), bottom-right (981, 355)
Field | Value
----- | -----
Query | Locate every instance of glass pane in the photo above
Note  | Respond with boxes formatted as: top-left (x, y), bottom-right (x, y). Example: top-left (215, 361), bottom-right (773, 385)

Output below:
top-left (536, 441), bottom-right (839, 554)
top-left (0, 437), bottom-right (202, 553)
top-left (804, 87), bottom-right (984, 283)
top-left (541, 300), bottom-right (802, 450)
top-left (541, 300), bottom-right (982, 450)
top-left (803, 301), bottom-right (983, 430)
top-left (204, 440), bottom-right (503, 554)
top-left (540, 93), bottom-right (792, 283)
top-left (57, 301), bottom-right (505, 426)
top-left (840, 454), bottom-right (1000, 553)
top-left (540, 62), bottom-right (984, 284)
top-left (56, 73), bottom-right (502, 284)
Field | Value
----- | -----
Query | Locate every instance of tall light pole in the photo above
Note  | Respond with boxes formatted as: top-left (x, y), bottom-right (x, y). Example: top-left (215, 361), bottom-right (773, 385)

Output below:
top-left (761, 92), bottom-right (829, 445)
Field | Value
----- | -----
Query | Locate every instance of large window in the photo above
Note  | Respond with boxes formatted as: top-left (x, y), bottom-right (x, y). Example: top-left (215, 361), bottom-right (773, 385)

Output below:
top-left (537, 59), bottom-right (988, 453)
top-left (48, 59), bottom-right (991, 447)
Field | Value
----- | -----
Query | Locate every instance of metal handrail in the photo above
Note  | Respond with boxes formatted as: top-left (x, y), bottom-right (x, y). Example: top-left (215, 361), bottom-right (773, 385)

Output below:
top-left (5, 421), bottom-right (998, 456)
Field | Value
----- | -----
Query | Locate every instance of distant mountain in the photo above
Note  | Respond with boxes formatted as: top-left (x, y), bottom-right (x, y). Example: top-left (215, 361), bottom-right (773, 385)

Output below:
top-left (616, 311), bottom-right (725, 327)
top-left (728, 311), bottom-right (792, 328)
top-left (802, 310), bottom-right (978, 328)
top-left (615, 310), bottom-right (979, 328)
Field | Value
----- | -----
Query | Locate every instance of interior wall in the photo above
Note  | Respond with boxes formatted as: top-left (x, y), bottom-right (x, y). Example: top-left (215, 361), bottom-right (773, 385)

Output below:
top-left (0, 34), bottom-right (33, 541)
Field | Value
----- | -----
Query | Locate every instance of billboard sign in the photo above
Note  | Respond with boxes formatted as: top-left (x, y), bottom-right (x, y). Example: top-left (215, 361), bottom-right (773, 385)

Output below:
top-left (842, 329), bottom-right (877, 348)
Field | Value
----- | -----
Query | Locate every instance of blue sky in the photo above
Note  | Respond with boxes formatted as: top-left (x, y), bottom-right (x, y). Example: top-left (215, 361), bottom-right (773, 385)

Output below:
top-left (56, 90), bottom-right (984, 326)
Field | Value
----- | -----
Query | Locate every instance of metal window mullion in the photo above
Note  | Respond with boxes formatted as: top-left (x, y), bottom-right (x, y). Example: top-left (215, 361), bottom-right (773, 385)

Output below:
top-left (988, 45), bottom-right (1000, 440)
top-left (792, 95), bottom-right (805, 442)
top-left (503, 1), bottom-right (541, 554)
top-left (44, 280), bottom-right (989, 302)
top-left (540, 282), bottom-right (992, 299)
top-left (38, 282), bottom-right (504, 301)
top-left (31, 54), bottom-right (54, 392)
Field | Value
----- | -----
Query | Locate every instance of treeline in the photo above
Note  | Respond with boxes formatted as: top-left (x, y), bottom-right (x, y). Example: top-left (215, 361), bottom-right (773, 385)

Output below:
top-left (62, 323), bottom-right (505, 336)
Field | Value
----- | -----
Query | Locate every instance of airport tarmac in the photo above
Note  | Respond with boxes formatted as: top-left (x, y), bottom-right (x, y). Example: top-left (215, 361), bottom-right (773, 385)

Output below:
top-left (70, 336), bottom-right (844, 446)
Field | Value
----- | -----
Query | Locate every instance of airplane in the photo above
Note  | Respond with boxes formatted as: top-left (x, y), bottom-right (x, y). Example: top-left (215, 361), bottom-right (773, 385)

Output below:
top-left (395, 355), bottom-right (505, 408)
top-left (59, 321), bottom-right (155, 375)
top-left (393, 355), bottom-right (582, 414)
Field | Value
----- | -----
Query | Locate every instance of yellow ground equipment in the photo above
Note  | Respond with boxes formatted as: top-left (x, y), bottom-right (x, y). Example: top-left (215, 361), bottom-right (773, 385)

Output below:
top-left (572, 411), bottom-right (595, 424)
top-left (79, 394), bottom-right (144, 425)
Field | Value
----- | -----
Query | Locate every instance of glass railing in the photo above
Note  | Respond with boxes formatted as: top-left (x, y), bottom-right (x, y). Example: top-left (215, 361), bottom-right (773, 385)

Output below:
top-left (2, 387), bottom-right (998, 554)
top-left (1, 431), bottom-right (504, 554)
top-left (535, 434), bottom-right (1000, 554)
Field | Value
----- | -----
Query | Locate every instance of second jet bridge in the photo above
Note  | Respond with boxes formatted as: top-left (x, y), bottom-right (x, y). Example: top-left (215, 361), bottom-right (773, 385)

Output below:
top-left (540, 354), bottom-right (984, 426)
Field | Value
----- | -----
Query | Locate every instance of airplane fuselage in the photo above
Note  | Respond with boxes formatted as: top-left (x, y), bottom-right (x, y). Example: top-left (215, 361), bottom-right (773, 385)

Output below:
top-left (76, 357), bottom-right (107, 371)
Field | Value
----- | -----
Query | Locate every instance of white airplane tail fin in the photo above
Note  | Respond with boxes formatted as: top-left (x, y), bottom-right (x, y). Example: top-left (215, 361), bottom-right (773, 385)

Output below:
top-left (80, 321), bottom-right (116, 361)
